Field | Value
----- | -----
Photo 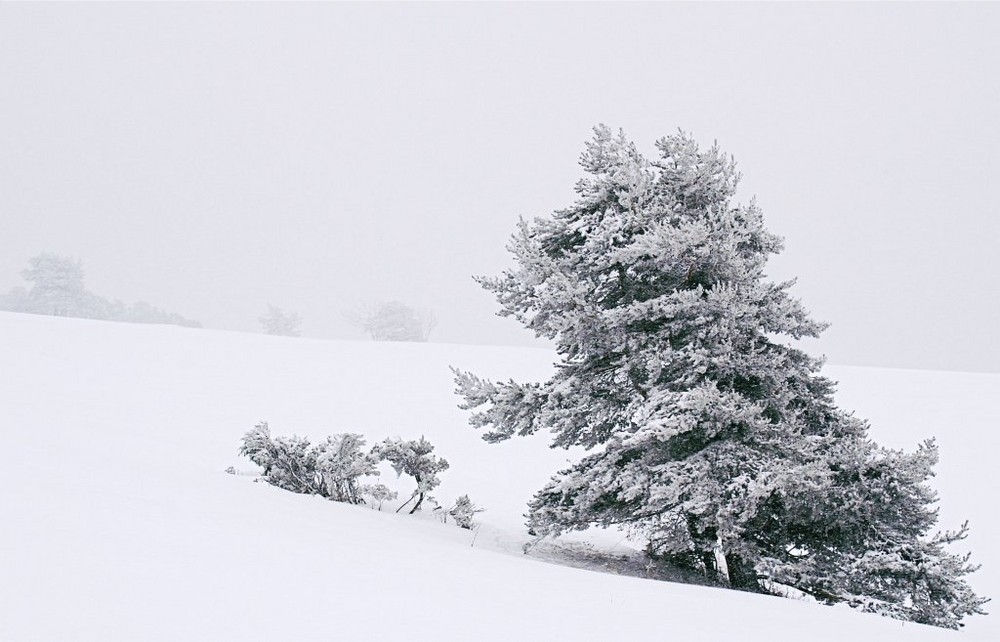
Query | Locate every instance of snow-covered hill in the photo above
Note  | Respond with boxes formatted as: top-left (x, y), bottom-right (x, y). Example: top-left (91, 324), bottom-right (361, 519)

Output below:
top-left (1, 311), bottom-right (995, 640)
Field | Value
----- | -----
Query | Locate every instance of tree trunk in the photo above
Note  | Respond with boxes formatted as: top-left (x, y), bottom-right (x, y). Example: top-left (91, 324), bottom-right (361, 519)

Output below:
top-left (687, 515), bottom-right (728, 584)
top-left (713, 541), bottom-right (730, 585)
top-left (699, 550), bottom-right (718, 579)
top-left (725, 553), bottom-right (761, 592)
top-left (396, 493), bottom-right (416, 513)
top-left (408, 473), bottom-right (426, 514)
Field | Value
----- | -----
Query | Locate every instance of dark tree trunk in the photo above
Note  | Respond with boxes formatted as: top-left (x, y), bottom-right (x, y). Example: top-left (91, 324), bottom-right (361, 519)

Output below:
top-left (686, 515), bottom-right (723, 583)
top-left (409, 472), bottom-right (425, 514)
top-left (700, 550), bottom-right (719, 580)
top-left (725, 553), bottom-right (761, 592)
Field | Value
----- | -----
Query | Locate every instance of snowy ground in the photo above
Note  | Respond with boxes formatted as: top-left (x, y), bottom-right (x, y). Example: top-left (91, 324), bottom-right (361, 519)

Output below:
top-left (1, 311), bottom-right (995, 640)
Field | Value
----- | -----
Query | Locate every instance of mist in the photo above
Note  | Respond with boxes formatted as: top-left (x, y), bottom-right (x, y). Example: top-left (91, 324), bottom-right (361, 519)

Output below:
top-left (2, 2), bottom-right (997, 372)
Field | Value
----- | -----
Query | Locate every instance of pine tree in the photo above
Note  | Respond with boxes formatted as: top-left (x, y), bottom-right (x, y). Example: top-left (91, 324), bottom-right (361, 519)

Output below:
top-left (453, 126), bottom-right (986, 627)
top-left (20, 253), bottom-right (88, 316)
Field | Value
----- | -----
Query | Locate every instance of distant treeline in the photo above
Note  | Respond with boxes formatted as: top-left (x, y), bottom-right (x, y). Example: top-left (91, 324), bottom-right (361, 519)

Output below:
top-left (0, 253), bottom-right (201, 328)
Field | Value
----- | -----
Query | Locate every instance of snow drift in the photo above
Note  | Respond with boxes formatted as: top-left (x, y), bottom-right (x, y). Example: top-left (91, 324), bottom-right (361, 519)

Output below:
top-left (0, 311), bottom-right (994, 640)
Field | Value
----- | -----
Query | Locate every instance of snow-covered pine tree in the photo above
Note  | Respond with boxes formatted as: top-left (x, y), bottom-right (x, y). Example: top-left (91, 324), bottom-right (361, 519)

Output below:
top-left (749, 436), bottom-right (986, 627)
top-left (453, 126), bottom-right (986, 628)
top-left (20, 253), bottom-right (87, 316)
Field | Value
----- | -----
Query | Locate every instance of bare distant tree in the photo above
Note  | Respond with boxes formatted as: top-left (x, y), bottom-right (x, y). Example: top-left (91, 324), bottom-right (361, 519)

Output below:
top-left (346, 300), bottom-right (436, 342)
top-left (259, 304), bottom-right (302, 337)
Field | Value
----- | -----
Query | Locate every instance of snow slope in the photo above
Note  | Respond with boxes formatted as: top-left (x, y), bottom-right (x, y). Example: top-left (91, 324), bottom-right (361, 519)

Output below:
top-left (1, 311), bottom-right (995, 640)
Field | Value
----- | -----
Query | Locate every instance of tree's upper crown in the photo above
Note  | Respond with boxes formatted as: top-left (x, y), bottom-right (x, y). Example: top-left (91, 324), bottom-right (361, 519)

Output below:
top-left (482, 126), bottom-right (822, 356)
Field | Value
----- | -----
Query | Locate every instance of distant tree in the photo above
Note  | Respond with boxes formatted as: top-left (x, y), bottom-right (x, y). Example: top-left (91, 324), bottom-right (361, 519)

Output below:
top-left (126, 300), bottom-right (202, 327)
top-left (0, 286), bottom-right (29, 313)
top-left (348, 300), bottom-right (435, 342)
top-left (259, 304), bottom-right (302, 337)
top-left (20, 253), bottom-right (87, 316)
top-left (1, 253), bottom-right (200, 327)
top-left (375, 436), bottom-right (450, 513)
top-left (453, 126), bottom-right (986, 628)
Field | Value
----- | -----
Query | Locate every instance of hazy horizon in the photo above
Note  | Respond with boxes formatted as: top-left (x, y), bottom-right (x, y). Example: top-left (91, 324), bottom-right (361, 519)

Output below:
top-left (2, 2), bottom-right (998, 372)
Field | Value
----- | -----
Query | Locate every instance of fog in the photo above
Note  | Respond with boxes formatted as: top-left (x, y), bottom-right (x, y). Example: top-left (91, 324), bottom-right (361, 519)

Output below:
top-left (2, 3), bottom-right (997, 372)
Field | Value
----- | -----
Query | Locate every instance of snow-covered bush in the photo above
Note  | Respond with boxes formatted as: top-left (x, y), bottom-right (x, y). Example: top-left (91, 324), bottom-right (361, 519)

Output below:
top-left (240, 425), bottom-right (459, 515)
top-left (360, 483), bottom-right (398, 511)
top-left (374, 436), bottom-right (449, 514)
top-left (453, 126), bottom-right (987, 628)
top-left (313, 433), bottom-right (383, 504)
top-left (448, 495), bottom-right (483, 530)
top-left (239, 422), bottom-right (386, 505)
top-left (239, 421), bottom-right (319, 495)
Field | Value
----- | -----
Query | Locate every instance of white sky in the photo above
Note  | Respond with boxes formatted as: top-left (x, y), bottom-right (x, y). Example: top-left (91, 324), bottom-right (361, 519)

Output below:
top-left (1, 2), bottom-right (998, 372)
